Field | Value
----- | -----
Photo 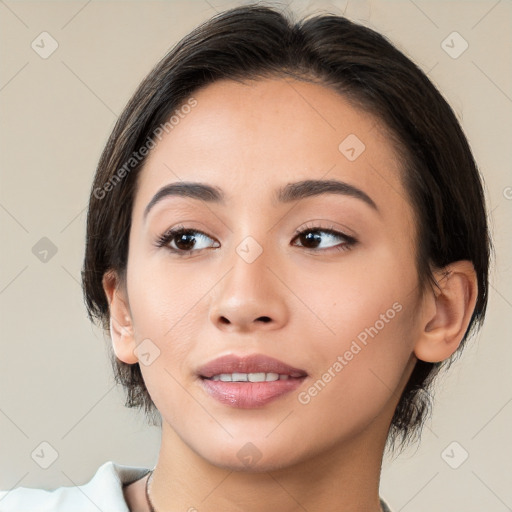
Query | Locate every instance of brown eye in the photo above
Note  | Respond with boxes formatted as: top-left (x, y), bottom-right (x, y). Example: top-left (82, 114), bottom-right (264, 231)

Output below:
top-left (174, 232), bottom-right (198, 251)
top-left (157, 228), bottom-right (220, 254)
top-left (292, 227), bottom-right (356, 252)
top-left (296, 231), bottom-right (323, 249)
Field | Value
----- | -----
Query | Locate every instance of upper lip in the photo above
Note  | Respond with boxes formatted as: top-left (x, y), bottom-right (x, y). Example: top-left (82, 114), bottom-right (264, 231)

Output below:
top-left (197, 354), bottom-right (308, 379)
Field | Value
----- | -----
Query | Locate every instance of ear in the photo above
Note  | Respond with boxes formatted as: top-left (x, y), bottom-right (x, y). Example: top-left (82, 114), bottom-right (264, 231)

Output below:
top-left (414, 260), bottom-right (478, 363)
top-left (102, 270), bottom-right (138, 365)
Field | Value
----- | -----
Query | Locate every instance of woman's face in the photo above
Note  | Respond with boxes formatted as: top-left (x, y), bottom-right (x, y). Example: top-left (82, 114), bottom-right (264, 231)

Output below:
top-left (120, 77), bottom-right (423, 470)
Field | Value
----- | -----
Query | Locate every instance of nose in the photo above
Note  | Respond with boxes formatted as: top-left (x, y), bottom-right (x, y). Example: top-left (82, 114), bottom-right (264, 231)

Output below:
top-left (208, 243), bottom-right (289, 333)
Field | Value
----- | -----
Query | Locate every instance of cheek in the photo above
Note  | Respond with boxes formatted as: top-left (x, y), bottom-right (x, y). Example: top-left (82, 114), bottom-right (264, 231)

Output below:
top-left (295, 244), bottom-right (419, 346)
top-left (124, 265), bottom-right (200, 405)
top-left (127, 249), bottom-right (204, 337)
top-left (293, 246), bottom-right (419, 404)
top-left (129, 272), bottom-right (203, 419)
top-left (293, 299), bottom-right (417, 446)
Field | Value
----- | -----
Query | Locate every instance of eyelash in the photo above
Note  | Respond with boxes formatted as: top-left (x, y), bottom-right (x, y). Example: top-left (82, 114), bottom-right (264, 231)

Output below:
top-left (155, 223), bottom-right (357, 256)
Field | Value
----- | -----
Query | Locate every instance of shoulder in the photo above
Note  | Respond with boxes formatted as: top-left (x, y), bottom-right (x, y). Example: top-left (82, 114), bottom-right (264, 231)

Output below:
top-left (0, 461), bottom-right (150, 512)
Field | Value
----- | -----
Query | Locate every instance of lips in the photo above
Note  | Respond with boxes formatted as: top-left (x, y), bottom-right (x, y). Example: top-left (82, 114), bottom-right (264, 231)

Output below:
top-left (198, 354), bottom-right (308, 379)
top-left (197, 354), bottom-right (308, 408)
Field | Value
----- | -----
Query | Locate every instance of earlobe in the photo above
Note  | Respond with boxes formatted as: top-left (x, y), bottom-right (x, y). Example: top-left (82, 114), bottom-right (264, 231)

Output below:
top-left (102, 270), bottom-right (138, 365)
top-left (414, 261), bottom-right (478, 363)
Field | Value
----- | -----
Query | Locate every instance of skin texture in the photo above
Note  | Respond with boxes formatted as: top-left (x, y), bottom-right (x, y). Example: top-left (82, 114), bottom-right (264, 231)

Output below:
top-left (105, 78), bottom-right (478, 512)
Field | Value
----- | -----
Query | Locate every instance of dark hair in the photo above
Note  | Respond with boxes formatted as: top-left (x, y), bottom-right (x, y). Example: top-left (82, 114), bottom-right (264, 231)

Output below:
top-left (81, 4), bottom-right (490, 452)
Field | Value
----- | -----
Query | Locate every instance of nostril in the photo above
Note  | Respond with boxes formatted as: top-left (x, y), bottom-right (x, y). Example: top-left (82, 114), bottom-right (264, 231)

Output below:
top-left (217, 315), bottom-right (271, 326)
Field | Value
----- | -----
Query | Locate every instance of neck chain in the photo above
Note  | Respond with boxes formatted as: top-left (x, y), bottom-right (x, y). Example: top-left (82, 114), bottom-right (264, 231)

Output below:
top-left (145, 469), bottom-right (156, 512)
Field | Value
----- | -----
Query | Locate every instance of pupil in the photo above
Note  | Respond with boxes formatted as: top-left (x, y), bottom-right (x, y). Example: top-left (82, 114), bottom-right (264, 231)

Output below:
top-left (303, 231), bottom-right (320, 248)
top-left (176, 233), bottom-right (195, 250)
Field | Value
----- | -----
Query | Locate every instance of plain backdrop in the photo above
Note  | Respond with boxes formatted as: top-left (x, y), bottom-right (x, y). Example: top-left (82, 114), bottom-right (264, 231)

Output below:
top-left (0, 1), bottom-right (511, 511)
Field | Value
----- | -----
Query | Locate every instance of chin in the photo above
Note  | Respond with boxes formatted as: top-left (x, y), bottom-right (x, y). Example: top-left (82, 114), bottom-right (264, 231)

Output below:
top-left (192, 437), bottom-right (308, 474)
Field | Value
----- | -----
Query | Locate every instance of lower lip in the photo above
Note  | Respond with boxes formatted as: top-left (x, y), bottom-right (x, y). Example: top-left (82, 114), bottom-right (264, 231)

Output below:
top-left (200, 378), bottom-right (305, 408)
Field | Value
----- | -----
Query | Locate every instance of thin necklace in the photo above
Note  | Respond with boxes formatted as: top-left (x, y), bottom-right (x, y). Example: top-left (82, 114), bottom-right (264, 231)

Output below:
top-left (145, 469), bottom-right (156, 512)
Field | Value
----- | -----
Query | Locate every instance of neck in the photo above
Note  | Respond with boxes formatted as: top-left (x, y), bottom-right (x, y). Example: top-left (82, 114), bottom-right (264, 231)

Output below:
top-left (149, 418), bottom-right (389, 512)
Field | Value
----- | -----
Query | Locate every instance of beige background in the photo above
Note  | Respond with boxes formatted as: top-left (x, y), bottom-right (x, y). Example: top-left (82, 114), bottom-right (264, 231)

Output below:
top-left (0, 0), bottom-right (511, 511)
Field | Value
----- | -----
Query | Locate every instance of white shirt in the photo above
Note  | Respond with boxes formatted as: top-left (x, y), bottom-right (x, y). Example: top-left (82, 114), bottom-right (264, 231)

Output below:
top-left (0, 461), bottom-right (393, 511)
top-left (0, 461), bottom-right (149, 511)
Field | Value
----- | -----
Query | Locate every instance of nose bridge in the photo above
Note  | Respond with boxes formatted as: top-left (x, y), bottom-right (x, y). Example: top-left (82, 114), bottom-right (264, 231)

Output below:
top-left (208, 231), bottom-right (289, 331)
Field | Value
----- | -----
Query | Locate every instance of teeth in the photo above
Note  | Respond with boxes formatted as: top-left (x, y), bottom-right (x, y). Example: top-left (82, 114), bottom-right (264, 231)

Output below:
top-left (248, 372), bottom-right (265, 382)
top-left (210, 372), bottom-right (292, 382)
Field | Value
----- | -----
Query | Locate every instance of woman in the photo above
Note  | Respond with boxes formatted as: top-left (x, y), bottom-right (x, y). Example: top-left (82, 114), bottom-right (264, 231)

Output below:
top-left (0, 4), bottom-right (489, 511)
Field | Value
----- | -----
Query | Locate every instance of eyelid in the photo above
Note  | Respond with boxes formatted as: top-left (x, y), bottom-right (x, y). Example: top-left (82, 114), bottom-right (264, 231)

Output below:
top-left (293, 220), bottom-right (357, 241)
top-left (155, 224), bottom-right (218, 250)
top-left (291, 223), bottom-right (357, 253)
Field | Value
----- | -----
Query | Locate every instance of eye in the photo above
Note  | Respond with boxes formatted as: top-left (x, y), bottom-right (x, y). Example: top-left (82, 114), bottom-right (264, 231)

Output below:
top-left (292, 224), bottom-right (357, 252)
top-left (156, 225), bottom-right (220, 254)
top-left (155, 223), bottom-right (357, 256)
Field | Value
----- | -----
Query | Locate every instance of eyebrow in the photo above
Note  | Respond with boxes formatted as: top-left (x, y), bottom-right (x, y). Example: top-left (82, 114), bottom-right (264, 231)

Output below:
top-left (143, 179), bottom-right (378, 220)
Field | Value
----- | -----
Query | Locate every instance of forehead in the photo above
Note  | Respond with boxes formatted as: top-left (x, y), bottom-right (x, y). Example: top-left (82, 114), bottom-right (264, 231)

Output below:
top-left (134, 77), bottom-right (410, 218)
